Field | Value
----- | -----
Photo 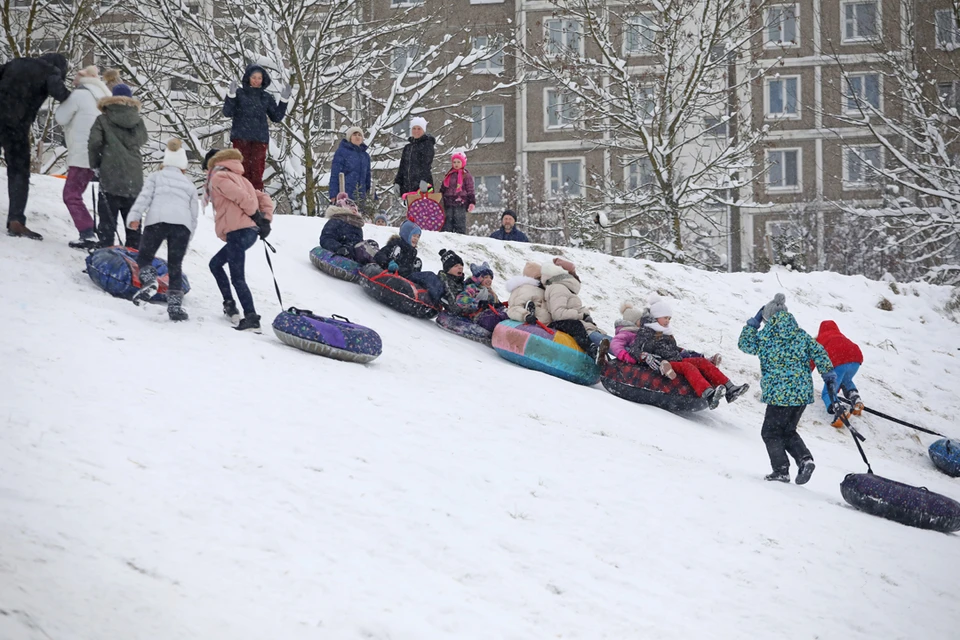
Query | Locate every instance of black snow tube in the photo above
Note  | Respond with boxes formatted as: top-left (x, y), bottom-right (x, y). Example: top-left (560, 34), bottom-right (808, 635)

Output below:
top-left (840, 473), bottom-right (960, 533)
top-left (359, 267), bottom-right (438, 319)
top-left (599, 359), bottom-right (708, 412)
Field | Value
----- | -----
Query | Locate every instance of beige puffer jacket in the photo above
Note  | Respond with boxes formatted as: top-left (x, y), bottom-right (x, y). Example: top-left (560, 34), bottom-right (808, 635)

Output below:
top-left (505, 275), bottom-right (551, 324)
top-left (540, 261), bottom-right (598, 333)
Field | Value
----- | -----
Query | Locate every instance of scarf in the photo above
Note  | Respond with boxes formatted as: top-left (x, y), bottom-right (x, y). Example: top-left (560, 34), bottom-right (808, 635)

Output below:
top-left (644, 321), bottom-right (673, 336)
top-left (443, 167), bottom-right (464, 193)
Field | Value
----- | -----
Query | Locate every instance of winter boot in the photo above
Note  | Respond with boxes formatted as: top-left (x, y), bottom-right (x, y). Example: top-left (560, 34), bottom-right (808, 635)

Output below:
top-left (724, 382), bottom-right (750, 403)
top-left (594, 338), bottom-right (610, 366)
top-left (167, 290), bottom-right (188, 322)
top-left (702, 385), bottom-right (726, 410)
top-left (223, 299), bottom-right (241, 325)
top-left (524, 300), bottom-right (537, 324)
top-left (132, 266), bottom-right (159, 306)
top-left (235, 313), bottom-right (262, 333)
top-left (795, 458), bottom-right (816, 485)
top-left (848, 392), bottom-right (864, 416)
top-left (659, 360), bottom-right (676, 379)
top-left (69, 229), bottom-right (98, 250)
top-left (765, 470), bottom-right (791, 483)
top-left (829, 404), bottom-right (851, 428)
top-left (6, 221), bottom-right (43, 240)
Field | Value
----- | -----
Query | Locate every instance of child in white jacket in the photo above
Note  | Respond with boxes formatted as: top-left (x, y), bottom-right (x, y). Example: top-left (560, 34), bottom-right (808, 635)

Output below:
top-left (127, 139), bottom-right (199, 321)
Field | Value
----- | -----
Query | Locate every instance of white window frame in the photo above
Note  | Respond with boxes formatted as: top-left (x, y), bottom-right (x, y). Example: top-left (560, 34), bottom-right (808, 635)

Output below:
top-left (765, 148), bottom-right (802, 192)
top-left (842, 72), bottom-right (881, 114)
top-left (545, 157), bottom-right (586, 198)
top-left (841, 0), bottom-right (880, 43)
top-left (638, 85), bottom-right (656, 122)
top-left (764, 4), bottom-right (800, 48)
top-left (842, 145), bottom-right (882, 189)
top-left (472, 104), bottom-right (505, 144)
top-left (476, 175), bottom-right (504, 208)
top-left (938, 80), bottom-right (960, 111)
top-left (390, 0), bottom-right (424, 7)
top-left (390, 43), bottom-right (421, 77)
top-left (472, 35), bottom-right (505, 74)
top-left (935, 9), bottom-right (960, 50)
top-left (703, 115), bottom-right (728, 138)
top-left (544, 87), bottom-right (579, 130)
top-left (544, 18), bottom-right (583, 57)
top-left (470, 0), bottom-right (504, 4)
top-left (624, 13), bottom-right (656, 56)
top-left (764, 75), bottom-right (801, 120)
top-left (623, 156), bottom-right (655, 192)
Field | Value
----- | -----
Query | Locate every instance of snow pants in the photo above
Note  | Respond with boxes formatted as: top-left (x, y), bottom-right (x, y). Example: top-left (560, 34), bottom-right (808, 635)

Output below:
top-left (549, 319), bottom-right (607, 354)
top-left (98, 192), bottom-right (140, 249)
top-left (62, 167), bottom-right (96, 234)
top-left (232, 139), bottom-right (267, 192)
top-left (138, 222), bottom-right (191, 291)
top-left (474, 306), bottom-right (508, 333)
top-left (210, 227), bottom-right (259, 316)
top-left (670, 357), bottom-right (730, 396)
top-left (408, 270), bottom-right (445, 306)
top-left (442, 205), bottom-right (468, 234)
top-left (821, 362), bottom-right (860, 412)
top-left (761, 404), bottom-right (813, 474)
top-left (1, 126), bottom-right (31, 227)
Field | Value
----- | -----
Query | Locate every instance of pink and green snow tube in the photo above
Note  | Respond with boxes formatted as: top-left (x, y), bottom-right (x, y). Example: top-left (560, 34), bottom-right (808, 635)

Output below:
top-left (491, 320), bottom-right (600, 385)
top-left (272, 307), bottom-right (382, 363)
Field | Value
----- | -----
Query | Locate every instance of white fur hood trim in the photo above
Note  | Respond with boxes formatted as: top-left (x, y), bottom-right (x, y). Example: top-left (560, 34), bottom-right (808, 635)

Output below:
top-left (505, 275), bottom-right (540, 294)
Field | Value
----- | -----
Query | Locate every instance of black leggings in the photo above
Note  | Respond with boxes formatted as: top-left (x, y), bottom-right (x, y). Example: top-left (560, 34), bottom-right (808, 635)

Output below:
top-left (761, 405), bottom-right (812, 473)
top-left (137, 222), bottom-right (191, 291)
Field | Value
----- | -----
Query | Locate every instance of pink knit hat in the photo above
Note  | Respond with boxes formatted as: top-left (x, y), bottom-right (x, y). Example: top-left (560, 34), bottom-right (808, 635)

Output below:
top-left (451, 152), bottom-right (467, 167)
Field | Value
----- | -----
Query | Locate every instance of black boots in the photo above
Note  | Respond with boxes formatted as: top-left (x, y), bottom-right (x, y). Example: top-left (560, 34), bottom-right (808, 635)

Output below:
top-left (167, 290), bottom-right (188, 322)
top-left (235, 313), bottom-right (261, 333)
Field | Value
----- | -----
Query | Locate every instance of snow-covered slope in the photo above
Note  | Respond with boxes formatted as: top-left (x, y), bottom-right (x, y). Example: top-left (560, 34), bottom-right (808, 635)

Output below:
top-left (2, 175), bottom-right (959, 640)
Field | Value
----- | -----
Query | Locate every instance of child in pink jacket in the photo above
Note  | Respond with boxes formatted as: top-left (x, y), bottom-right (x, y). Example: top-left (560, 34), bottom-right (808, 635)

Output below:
top-left (204, 148), bottom-right (274, 332)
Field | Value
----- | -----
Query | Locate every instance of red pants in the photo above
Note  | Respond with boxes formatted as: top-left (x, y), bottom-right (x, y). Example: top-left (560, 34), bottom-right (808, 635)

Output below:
top-left (670, 357), bottom-right (729, 396)
top-left (232, 139), bottom-right (268, 191)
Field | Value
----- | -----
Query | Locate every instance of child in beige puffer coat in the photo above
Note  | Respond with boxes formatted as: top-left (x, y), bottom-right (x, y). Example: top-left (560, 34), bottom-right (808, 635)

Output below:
top-left (540, 259), bottom-right (609, 357)
top-left (505, 261), bottom-right (551, 325)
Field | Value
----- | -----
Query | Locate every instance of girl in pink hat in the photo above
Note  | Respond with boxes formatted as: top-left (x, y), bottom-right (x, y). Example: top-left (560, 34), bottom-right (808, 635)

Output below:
top-left (439, 151), bottom-right (475, 234)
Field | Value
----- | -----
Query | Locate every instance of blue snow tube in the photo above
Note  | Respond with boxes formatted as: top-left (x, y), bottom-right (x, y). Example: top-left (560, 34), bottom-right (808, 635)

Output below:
top-left (435, 311), bottom-right (493, 345)
top-left (929, 439), bottom-right (960, 477)
top-left (840, 473), bottom-right (960, 533)
top-left (491, 320), bottom-right (600, 386)
top-left (84, 246), bottom-right (190, 302)
top-left (272, 307), bottom-right (382, 363)
top-left (309, 246), bottom-right (362, 283)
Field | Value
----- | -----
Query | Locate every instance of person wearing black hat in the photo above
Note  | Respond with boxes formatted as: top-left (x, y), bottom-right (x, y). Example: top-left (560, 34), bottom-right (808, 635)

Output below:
top-left (489, 209), bottom-right (529, 243)
top-left (436, 248), bottom-right (466, 310)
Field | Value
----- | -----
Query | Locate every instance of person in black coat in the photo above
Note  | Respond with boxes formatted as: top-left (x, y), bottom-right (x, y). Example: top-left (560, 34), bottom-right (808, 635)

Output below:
top-left (0, 53), bottom-right (71, 239)
top-left (223, 64), bottom-right (289, 191)
top-left (393, 116), bottom-right (435, 196)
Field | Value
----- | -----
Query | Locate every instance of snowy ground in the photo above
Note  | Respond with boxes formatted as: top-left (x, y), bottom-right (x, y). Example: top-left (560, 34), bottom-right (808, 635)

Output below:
top-left (2, 174), bottom-right (959, 640)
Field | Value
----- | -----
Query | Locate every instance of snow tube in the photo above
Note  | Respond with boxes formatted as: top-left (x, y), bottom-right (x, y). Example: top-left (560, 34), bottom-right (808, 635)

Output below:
top-left (309, 246), bottom-right (361, 283)
top-left (929, 439), bottom-right (960, 477)
top-left (272, 307), bottom-right (382, 363)
top-left (491, 320), bottom-right (600, 386)
top-left (405, 192), bottom-right (445, 231)
top-left (359, 267), bottom-right (438, 319)
top-left (600, 359), bottom-right (709, 412)
top-left (84, 246), bottom-right (190, 302)
top-left (436, 310), bottom-right (493, 345)
top-left (840, 473), bottom-right (960, 533)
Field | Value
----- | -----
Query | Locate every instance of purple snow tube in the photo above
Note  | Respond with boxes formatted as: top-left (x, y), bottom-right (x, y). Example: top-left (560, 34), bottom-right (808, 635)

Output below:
top-left (272, 307), bottom-right (382, 363)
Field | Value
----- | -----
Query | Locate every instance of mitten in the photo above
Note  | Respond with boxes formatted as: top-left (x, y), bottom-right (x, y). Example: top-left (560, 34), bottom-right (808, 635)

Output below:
top-left (258, 221), bottom-right (271, 239)
top-left (413, 258), bottom-right (422, 271)
top-left (387, 260), bottom-right (399, 273)
top-left (822, 370), bottom-right (839, 398)
top-left (335, 247), bottom-right (350, 257)
top-left (228, 80), bottom-right (238, 97)
top-left (476, 288), bottom-right (493, 303)
top-left (641, 352), bottom-right (662, 372)
top-left (279, 84), bottom-right (292, 101)
top-left (746, 307), bottom-right (764, 329)
top-left (617, 350), bottom-right (637, 365)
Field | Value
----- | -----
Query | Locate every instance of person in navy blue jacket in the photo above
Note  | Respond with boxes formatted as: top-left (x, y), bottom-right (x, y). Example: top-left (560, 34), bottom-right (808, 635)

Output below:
top-left (329, 126), bottom-right (372, 206)
top-left (489, 209), bottom-right (529, 243)
top-left (222, 64), bottom-right (289, 191)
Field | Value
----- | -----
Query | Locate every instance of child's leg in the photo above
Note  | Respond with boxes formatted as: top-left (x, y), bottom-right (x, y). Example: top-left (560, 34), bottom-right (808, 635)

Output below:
top-left (669, 360), bottom-right (711, 396)
top-left (165, 224), bottom-right (192, 291)
top-left (209, 244), bottom-right (234, 301)
top-left (782, 405), bottom-right (812, 464)
top-left (97, 192), bottom-right (120, 246)
top-left (116, 196), bottom-right (140, 249)
top-left (761, 405), bottom-right (793, 473)
top-left (685, 357), bottom-right (730, 386)
top-left (548, 319), bottom-right (593, 352)
top-left (226, 228), bottom-right (259, 315)
top-left (838, 363), bottom-right (860, 397)
top-left (136, 223), bottom-right (165, 271)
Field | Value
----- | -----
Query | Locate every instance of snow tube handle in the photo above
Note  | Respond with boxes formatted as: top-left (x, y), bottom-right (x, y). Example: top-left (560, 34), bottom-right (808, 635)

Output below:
top-left (331, 314), bottom-right (352, 323)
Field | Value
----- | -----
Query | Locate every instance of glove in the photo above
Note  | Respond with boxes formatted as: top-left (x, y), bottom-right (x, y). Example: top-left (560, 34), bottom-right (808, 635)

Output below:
top-left (641, 352), bottom-right (662, 372)
top-left (822, 371), bottom-right (839, 399)
top-left (335, 247), bottom-right (350, 257)
top-left (279, 84), bottom-right (292, 101)
top-left (746, 307), bottom-right (764, 329)
top-left (582, 313), bottom-right (594, 324)
top-left (387, 260), bottom-right (399, 273)
top-left (228, 80), bottom-right (238, 97)
top-left (476, 288), bottom-right (493, 303)
top-left (617, 350), bottom-right (637, 365)
top-left (258, 221), bottom-right (271, 240)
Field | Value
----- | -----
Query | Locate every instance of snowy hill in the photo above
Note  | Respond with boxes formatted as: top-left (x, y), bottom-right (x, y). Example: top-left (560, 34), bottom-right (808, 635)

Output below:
top-left (2, 174), bottom-right (959, 640)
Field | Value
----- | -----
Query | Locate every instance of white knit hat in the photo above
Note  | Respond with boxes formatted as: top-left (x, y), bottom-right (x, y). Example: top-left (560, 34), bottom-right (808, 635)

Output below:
top-left (647, 294), bottom-right (673, 319)
top-left (163, 138), bottom-right (189, 170)
top-left (410, 116), bottom-right (428, 132)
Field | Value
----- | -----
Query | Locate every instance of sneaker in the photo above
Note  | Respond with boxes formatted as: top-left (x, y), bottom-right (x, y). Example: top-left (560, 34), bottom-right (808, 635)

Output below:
top-left (796, 458), bottom-right (816, 485)
top-left (235, 313), bottom-right (261, 333)
top-left (765, 471), bottom-right (791, 483)
top-left (223, 299), bottom-right (241, 324)
top-left (594, 338), bottom-right (610, 365)
top-left (167, 290), bottom-right (188, 322)
top-left (6, 221), bottom-right (43, 240)
top-left (524, 300), bottom-right (537, 324)
top-left (703, 385), bottom-right (725, 410)
top-left (659, 360), bottom-right (676, 379)
top-left (724, 382), bottom-right (750, 403)
top-left (132, 266), bottom-right (159, 306)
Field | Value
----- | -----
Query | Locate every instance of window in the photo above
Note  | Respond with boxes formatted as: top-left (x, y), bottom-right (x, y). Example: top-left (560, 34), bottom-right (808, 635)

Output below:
top-left (842, 1), bottom-right (878, 42)
top-left (765, 5), bottom-right (799, 47)
top-left (547, 159), bottom-right (584, 197)
top-left (477, 175), bottom-right (503, 206)
top-left (844, 146), bottom-right (881, 187)
top-left (709, 44), bottom-right (729, 62)
top-left (766, 149), bottom-right (800, 190)
top-left (843, 73), bottom-right (880, 113)
top-left (391, 118), bottom-right (410, 145)
top-left (186, 2), bottom-right (201, 14)
top-left (704, 115), bottom-right (727, 138)
top-left (624, 14), bottom-right (655, 55)
top-left (320, 104), bottom-right (333, 130)
top-left (390, 44), bottom-right (420, 76)
top-left (639, 86), bottom-right (656, 121)
top-left (938, 81), bottom-right (960, 111)
top-left (544, 18), bottom-right (582, 57)
top-left (97, 40), bottom-right (126, 68)
top-left (766, 76), bottom-right (800, 118)
top-left (170, 77), bottom-right (198, 92)
top-left (472, 36), bottom-right (504, 73)
top-left (545, 88), bottom-right (578, 128)
top-left (625, 157), bottom-right (654, 191)
top-left (936, 10), bottom-right (960, 50)
top-left (472, 104), bottom-right (505, 143)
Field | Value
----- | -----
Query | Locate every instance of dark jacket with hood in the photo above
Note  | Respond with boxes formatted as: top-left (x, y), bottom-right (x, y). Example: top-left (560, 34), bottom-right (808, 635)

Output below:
top-left (437, 270), bottom-right (467, 311)
top-left (394, 134), bottom-right (435, 194)
top-left (329, 138), bottom-right (372, 201)
top-left (627, 313), bottom-right (686, 362)
top-left (223, 64), bottom-right (287, 143)
top-left (374, 236), bottom-right (421, 277)
top-left (319, 205), bottom-right (364, 253)
top-left (815, 320), bottom-right (863, 367)
top-left (490, 225), bottom-right (530, 242)
top-left (0, 53), bottom-right (71, 131)
top-left (88, 96), bottom-right (148, 197)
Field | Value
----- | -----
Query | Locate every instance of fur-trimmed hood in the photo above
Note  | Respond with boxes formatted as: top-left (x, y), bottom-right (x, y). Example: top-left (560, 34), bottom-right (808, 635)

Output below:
top-left (541, 260), bottom-right (580, 293)
top-left (613, 319), bottom-right (640, 333)
top-left (325, 204), bottom-right (363, 228)
top-left (97, 95), bottom-right (142, 129)
top-left (97, 95), bottom-right (141, 111)
top-left (208, 148), bottom-right (243, 170)
top-left (77, 75), bottom-right (110, 99)
top-left (505, 274), bottom-right (540, 294)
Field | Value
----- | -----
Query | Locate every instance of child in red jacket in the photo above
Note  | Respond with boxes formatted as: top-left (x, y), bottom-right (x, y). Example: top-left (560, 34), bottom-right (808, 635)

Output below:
top-left (816, 320), bottom-right (864, 427)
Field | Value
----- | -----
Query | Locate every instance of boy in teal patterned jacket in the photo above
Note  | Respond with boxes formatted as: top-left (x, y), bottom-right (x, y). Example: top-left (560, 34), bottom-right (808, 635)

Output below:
top-left (738, 293), bottom-right (838, 485)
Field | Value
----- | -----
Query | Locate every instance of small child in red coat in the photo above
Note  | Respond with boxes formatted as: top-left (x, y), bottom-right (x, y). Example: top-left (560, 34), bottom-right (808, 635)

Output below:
top-left (815, 320), bottom-right (864, 427)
